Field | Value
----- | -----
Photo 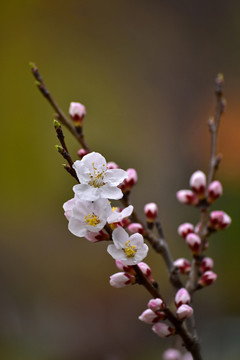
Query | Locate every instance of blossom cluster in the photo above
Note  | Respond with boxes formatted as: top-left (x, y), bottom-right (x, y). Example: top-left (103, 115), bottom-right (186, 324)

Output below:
top-left (32, 66), bottom-right (231, 360)
top-left (63, 148), bottom-right (149, 266)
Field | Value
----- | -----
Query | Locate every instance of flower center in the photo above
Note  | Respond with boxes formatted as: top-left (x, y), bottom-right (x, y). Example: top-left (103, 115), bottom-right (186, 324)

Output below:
top-left (85, 213), bottom-right (100, 227)
top-left (123, 240), bottom-right (137, 257)
top-left (88, 162), bottom-right (106, 188)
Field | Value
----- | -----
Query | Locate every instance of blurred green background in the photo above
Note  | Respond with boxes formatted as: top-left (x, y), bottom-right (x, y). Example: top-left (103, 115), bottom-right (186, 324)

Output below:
top-left (0, 1), bottom-right (240, 359)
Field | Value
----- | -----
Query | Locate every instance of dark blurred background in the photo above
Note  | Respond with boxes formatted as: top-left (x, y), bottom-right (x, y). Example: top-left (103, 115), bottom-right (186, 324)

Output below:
top-left (0, 1), bottom-right (240, 359)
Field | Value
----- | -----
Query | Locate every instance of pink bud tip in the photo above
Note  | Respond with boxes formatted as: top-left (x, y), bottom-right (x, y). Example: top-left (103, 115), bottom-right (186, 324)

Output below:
top-left (138, 309), bottom-right (161, 324)
top-left (175, 288), bottom-right (191, 307)
top-left (177, 223), bottom-right (194, 239)
top-left (189, 170), bottom-right (206, 198)
top-left (208, 180), bottom-right (223, 203)
top-left (85, 230), bottom-right (110, 242)
top-left (128, 223), bottom-right (144, 235)
top-left (176, 304), bottom-right (193, 320)
top-left (119, 168), bottom-right (138, 192)
top-left (69, 102), bottom-right (86, 125)
top-left (194, 222), bottom-right (201, 234)
top-left (163, 349), bottom-right (181, 360)
top-left (109, 272), bottom-right (135, 288)
top-left (176, 190), bottom-right (198, 205)
top-left (148, 298), bottom-right (165, 312)
top-left (107, 161), bottom-right (119, 169)
top-left (209, 211), bottom-right (231, 230)
top-left (138, 262), bottom-right (153, 281)
top-left (174, 258), bottom-right (191, 274)
top-left (152, 322), bottom-right (175, 338)
top-left (200, 257), bottom-right (214, 273)
top-left (77, 148), bottom-right (89, 158)
top-left (181, 353), bottom-right (193, 360)
top-left (144, 202), bottom-right (158, 222)
top-left (199, 271), bottom-right (217, 287)
top-left (115, 259), bottom-right (132, 273)
top-left (186, 233), bottom-right (201, 254)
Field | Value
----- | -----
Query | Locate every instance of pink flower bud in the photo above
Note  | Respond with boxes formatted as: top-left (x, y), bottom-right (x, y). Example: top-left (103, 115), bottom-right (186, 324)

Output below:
top-left (198, 271), bottom-right (217, 287)
top-left (77, 148), bottom-right (89, 158)
top-left (186, 233), bottom-right (201, 254)
top-left (152, 322), bottom-right (175, 338)
top-left (200, 257), bottom-right (214, 273)
top-left (176, 190), bottom-right (198, 205)
top-left (208, 181), bottom-right (223, 203)
top-left (115, 259), bottom-right (132, 273)
top-left (138, 262), bottom-right (153, 281)
top-left (175, 288), bottom-right (191, 307)
top-left (85, 230), bottom-right (110, 242)
top-left (209, 211), bottom-right (231, 230)
top-left (189, 170), bottom-right (206, 198)
top-left (128, 223), bottom-right (145, 235)
top-left (138, 309), bottom-right (163, 324)
top-left (174, 258), bottom-right (191, 274)
top-left (109, 272), bottom-right (135, 288)
top-left (163, 349), bottom-right (181, 360)
top-left (69, 102), bottom-right (86, 126)
top-left (181, 353), bottom-right (193, 360)
top-left (176, 304), bottom-right (193, 320)
top-left (107, 161), bottom-right (119, 169)
top-left (185, 233), bottom-right (201, 254)
top-left (119, 168), bottom-right (138, 192)
top-left (144, 202), bottom-right (158, 222)
top-left (148, 298), bottom-right (165, 312)
top-left (177, 223), bottom-right (194, 239)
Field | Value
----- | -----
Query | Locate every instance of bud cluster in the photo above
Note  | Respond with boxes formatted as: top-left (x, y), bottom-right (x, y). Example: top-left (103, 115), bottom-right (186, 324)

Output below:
top-left (176, 170), bottom-right (223, 206)
top-left (109, 260), bottom-right (154, 289)
top-left (174, 288), bottom-right (193, 321)
top-left (175, 169), bottom-right (230, 296)
top-left (138, 288), bottom-right (194, 340)
top-left (139, 296), bottom-right (175, 338)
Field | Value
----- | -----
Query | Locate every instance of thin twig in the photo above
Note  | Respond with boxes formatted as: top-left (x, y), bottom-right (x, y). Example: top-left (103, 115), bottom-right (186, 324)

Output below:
top-left (30, 63), bottom-right (91, 152)
top-left (134, 265), bottom-right (202, 360)
top-left (186, 74), bottom-right (225, 295)
top-left (121, 194), bottom-right (183, 289)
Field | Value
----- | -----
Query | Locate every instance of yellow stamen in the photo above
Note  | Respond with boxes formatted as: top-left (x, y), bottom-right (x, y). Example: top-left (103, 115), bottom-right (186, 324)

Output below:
top-left (88, 162), bottom-right (106, 188)
top-left (123, 240), bottom-right (137, 257)
top-left (85, 213), bottom-right (100, 226)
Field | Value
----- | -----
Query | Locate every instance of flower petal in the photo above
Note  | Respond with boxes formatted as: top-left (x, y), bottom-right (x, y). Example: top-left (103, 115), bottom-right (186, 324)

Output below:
top-left (112, 226), bottom-right (129, 249)
top-left (129, 233), bottom-right (144, 247)
top-left (135, 244), bottom-right (149, 263)
top-left (94, 198), bottom-right (112, 217)
top-left (73, 184), bottom-right (99, 201)
top-left (107, 205), bottom-right (133, 224)
top-left (82, 152), bottom-right (107, 169)
top-left (100, 185), bottom-right (124, 200)
top-left (68, 217), bottom-right (87, 237)
top-left (107, 244), bottom-right (127, 261)
top-left (105, 169), bottom-right (128, 186)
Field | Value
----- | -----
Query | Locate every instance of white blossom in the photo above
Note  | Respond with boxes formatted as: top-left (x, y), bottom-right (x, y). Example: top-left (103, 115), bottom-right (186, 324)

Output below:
top-left (73, 152), bottom-right (127, 201)
top-left (64, 197), bottom-right (112, 237)
top-left (107, 227), bottom-right (148, 265)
